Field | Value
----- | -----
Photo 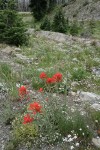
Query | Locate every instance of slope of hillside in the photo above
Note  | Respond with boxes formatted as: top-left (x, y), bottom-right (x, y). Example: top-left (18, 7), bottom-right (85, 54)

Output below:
top-left (63, 0), bottom-right (100, 20)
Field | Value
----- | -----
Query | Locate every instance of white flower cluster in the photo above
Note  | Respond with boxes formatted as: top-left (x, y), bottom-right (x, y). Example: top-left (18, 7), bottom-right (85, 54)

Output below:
top-left (62, 133), bottom-right (79, 150)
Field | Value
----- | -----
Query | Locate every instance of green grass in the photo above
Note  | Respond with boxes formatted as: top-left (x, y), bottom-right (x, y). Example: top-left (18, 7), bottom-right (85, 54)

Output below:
top-left (93, 21), bottom-right (100, 40)
top-left (18, 34), bottom-right (100, 94)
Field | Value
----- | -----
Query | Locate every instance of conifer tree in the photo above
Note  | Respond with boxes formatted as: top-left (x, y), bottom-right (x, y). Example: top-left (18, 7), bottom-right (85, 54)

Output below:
top-left (0, 0), bottom-right (27, 46)
top-left (29, 0), bottom-right (48, 21)
top-left (52, 8), bottom-right (67, 33)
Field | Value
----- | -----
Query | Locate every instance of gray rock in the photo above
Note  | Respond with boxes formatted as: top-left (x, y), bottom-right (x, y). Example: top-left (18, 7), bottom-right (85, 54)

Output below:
top-left (92, 138), bottom-right (100, 148)
top-left (15, 53), bottom-right (33, 63)
top-left (77, 91), bottom-right (100, 103)
top-left (91, 103), bottom-right (100, 111)
top-left (92, 68), bottom-right (100, 77)
top-left (36, 30), bottom-right (68, 43)
top-left (26, 28), bottom-right (35, 35)
top-left (1, 46), bottom-right (14, 55)
top-left (15, 47), bottom-right (21, 52)
top-left (70, 91), bottom-right (76, 96)
top-left (71, 82), bottom-right (79, 87)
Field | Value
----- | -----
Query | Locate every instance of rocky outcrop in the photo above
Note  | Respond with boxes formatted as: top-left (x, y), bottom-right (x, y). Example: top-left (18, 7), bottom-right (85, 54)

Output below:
top-left (33, 30), bottom-right (100, 47)
top-left (63, 0), bottom-right (100, 20)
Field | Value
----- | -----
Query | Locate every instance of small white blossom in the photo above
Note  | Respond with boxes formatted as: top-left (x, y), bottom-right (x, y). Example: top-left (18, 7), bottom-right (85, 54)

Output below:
top-left (70, 145), bottom-right (74, 149)
top-left (62, 137), bottom-right (67, 142)
top-left (79, 128), bottom-right (82, 131)
top-left (73, 135), bottom-right (77, 139)
top-left (68, 138), bottom-right (73, 142)
top-left (76, 142), bottom-right (79, 147)
top-left (71, 130), bottom-right (74, 133)
top-left (71, 108), bottom-right (75, 112)
top-left (82, 133), bottom-right (85, 136)
top-left (87, 125), bottom-right (89, 128)
top-left (95, 120), bottom-right (98, 123)
top-left (68, 134), bottom-right (71, 138)
top-left (16, 83), bottom-right (20, 87)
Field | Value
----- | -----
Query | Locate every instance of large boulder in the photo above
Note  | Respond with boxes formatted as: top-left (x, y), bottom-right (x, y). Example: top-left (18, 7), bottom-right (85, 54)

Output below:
top-left (77, 91), bottom-right (100, 103)
top-left (92, 138), bottom-right (100, 148)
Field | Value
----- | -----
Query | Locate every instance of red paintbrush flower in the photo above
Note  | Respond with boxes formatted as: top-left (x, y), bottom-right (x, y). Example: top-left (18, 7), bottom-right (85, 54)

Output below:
top-left (18, 85), bottom-right (28, 100)
top-left (28, 102), bottom-right (42, 114)
top-left (23, 114), bottom-right (34, 124)
top-left (52, 72), bottom-right (62, 82)
top-left (39, 72), bottom-right (47, 79)
top-left (19, 86), bottom-right (27, 96)
top-left (46, 76), bottom-right (57, 84)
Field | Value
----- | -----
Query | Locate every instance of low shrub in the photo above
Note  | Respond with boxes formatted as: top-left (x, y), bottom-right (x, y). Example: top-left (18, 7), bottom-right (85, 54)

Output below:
top-left (12, 123), bottom-right (38, 143)
top-left (69, 20), bottom-right (80, 36)
top-left (40, 16), bottom-right (51, 31)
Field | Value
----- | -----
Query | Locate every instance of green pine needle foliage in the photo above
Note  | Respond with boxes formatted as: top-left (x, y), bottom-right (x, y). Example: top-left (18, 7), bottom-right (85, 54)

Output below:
top-left (40, 16), bottom-right (51, 31)
top-left (52, 8), bottom-right (68, 33)
top-left (0, 0), bottom-right (27, 46)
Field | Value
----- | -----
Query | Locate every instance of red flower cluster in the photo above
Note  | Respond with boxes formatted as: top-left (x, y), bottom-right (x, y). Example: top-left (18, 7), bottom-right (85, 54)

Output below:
top-left (18, 85), bottom-right (29, 100)
top-left (19, 86), bottom-right (27, 96)
top-left (39, 72), bottom-right (47, 79)
top-left (46, 72), bottom-right (62, 84)
top-left (52, 72), bottom-right (62, 82)
top-left (23, 102), bottom-right (42, 124)
top-left (39, 72), bottom-right (62, 84)
top-left (21, 72), bottom-right (62, 125)
top-left (46, 77), bottom-right (56, 84)
top-left (23, 114), bottom-right (34, 124)
top-left (28, 102), bottom-right (42, 114)
top-left (18, 85), bottom-right (28, 99)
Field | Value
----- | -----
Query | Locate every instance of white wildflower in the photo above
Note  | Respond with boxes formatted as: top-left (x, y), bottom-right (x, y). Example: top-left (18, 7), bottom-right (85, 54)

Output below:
top-left (87, 125), bottom-right (89, 128)
top-left (71, 130), bottom-right (74, 133)
top-left (68, 134), bottom-right (71, 138)
top-left (70, 145), bottom-right (74, 149)
top-left (68, 138), bottom-right (73, 142)
top-left (73, 135), bottom-right (77, 139)
top-left (79, 128), bottom-right (82, 131)
top-left (75, 142), bottom-right (79, 147)
top-left (82, 133), bottom-right (85, 136)
top-left (95, 120), bottom-right (98, 123)
top-left (71, 108), bottom-right (75, 112)
top-left (16, 83), bottom-right (20, 87)
top-left (62, 137), bottom-right (67, 142)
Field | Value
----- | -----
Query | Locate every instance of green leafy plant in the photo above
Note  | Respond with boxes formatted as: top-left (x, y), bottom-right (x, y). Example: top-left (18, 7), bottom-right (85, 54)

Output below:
top-left (71, 68), bottom-right (87, 81)
top-left (13, 123), bottom-right (38, 143)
